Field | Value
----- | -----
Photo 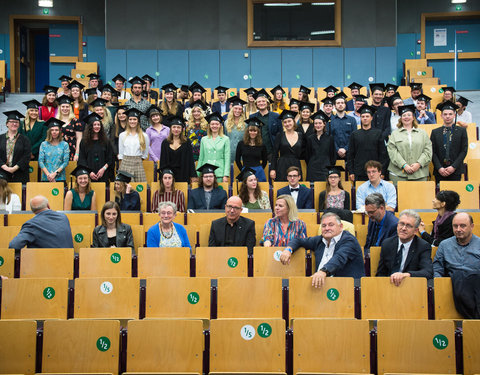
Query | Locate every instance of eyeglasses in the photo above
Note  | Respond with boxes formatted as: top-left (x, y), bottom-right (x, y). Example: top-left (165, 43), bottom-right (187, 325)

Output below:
top-left (226, 205), bottom-right (242, 211)
top-left (287, 174), bottom-right (299, 179)
top-left (397, 222), bottom-right (415, 230)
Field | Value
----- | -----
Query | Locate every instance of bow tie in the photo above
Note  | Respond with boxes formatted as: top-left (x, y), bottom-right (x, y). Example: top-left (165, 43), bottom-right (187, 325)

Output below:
top-left (290, 188), bottom-right (299, 192)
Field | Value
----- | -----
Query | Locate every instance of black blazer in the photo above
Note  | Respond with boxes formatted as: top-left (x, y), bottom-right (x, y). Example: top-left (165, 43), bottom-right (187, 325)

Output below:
top-left (376, 235), bottom-right (433, 278)
top-left (208, 216), bottom-right (256, 255)
top-left (187, 187), bottom-right (228, 210)
top-left (92, 223), bottom-right (134, 250)
top-left (277, 185), bottom-right (313, 209)
top-left (421, 213), bottom-right (455, 246)
top-left (430, 125), bottom-right (468, 179)
top-left (0, 133), bottom-right (32, 183)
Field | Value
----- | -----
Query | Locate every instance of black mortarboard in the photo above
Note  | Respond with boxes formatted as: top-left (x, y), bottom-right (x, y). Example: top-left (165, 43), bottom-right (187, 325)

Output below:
top-left (215, 86), bottom-right (229, 93)
top-left (354, 94), bottom-right (368, 102)
top-left (180, 84), bottom-right (189, 92)
top-left (409, 82), bottom-right (423, 91)
top-left (227, 96), bottom-right (246, 107)
top-left (333, 92), bottom-right (348, 102)
top-left (43, 85), bottom-right (58, 94)
top-left (347, 82), bottom-right (363, 90)
top-left (125, 108), bottom-right (143, 118)
top-left (112, 74), bottom-right (127, 83)
top-left (310, 110), bottom-right (329, 123)
top-left (57, 95), bottom-right (73, 105)
top-left (115, 170), bottom-right (133, 183)
top-left (44, 118), bottom-right (65, 129)
top-left (197, 163), bottom-right (219, 175)
top-left (436, 101), bottom-right (459, 112)
top-left (83, 113), bottom-right (103, 124)
top-left (456, 96), bottom-right (472, 107)
top-left (166, 116), bottom-right (186, 127)
top-left (101, 84), bottom-right (116, 94)
top-left (323, 85), bottom-right (338, 93)
top-left (299, 101), bottom-right (315, 112)
top-left (158, 167), bottom-right (174, 177)
top-left (71, 165), bottom-right (91, 178)
top-left (442, 86), bottom-right (456, 93)
top-left (236, 167), bottom-right (256, 182)
top-left (146, 105), bottom-right (162, 117)
top-left (191, 99), bottom-right (208, 111)
top-left (278, 110), bottom-right (297, 121)
top-left (289, 98), bottom-right (300, 107)
top-left (142, 74), bottom-right (155, 83)
top-left (398, 104), bottom-right (416, 115)
top-left (270, 85), bottom-right (285, 95)
top-left (387, 93), bottom-right (403, 107)
top-left (358, 104), bottom-right (377, 115)
top-left (253, 89), bottom-right (272, 101)
top-left (321, 97), bottom-right (335, 105)
top-left (244, 118), bottom-right (263, 128)
top-left (299, 85), bottom-right (312, 95)
top-left (91, 98), bottom-right (108, 107)
top-left (189, 81), bottom-right (206, 94)
top-left (326, 165), bottom-right (345, 176)
top-left (369, 83), bottom-right (385, 93)
top-left (68, 80), bottom-right (85, 90)
top-left (385, 83), bottom-right (399, 92)
top-left (3, 110), bottom-right (24, 121)
top-left (87, 73), bottom-right (100, 80)
top-left (58, 75), bottom-right (72, 82)
top-left (129, 76), bottom-right (145, 86)
top-left (416, 94), bottom-right (432, 102)
top-left (85, 88), bottom-right (98, 96)
top-left (162, 83), bottom-right (178, 92)
top-left (22, 99), bottom-right (42, 109)
top-left (205, 112), bottom-right (224, 124)
top-left (244, 87), bottom-right (258, 96)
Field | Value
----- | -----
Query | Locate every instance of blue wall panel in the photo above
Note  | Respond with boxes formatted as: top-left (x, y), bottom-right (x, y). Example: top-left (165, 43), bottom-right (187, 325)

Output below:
top-left (84, 36), bottom-right (106, 83)
top-left (457, 59), bottom-right (480, 91)
top-left (344, 48), bottom-right (375, 88)
top-left (126, 50), bottom-right (157, 86)
top-left (49, 24), bottom-right (78, 86)
top-left (106, 50), bottom-right (127, 85)
top-left (219, 50), bottom-right (250, 89)
top-left (281, 48), bottom-right (313, 88)
top-left (189, 50), bottom-right (220, 89)
top-left (312, 48), bottom-right (343, 88)
top-left (157, 50), bottom-right (189, 87)
top-left (49, 63), bottom-right (75, 86)
top-left (250, 49), bottom-right (281, 88)
top-left (0, 34), bottom-right (10, 77)
top-left (396, 33), bottom-right (416, 84)
top-left (375, 47), bottom-right (397, 85)
top-left (426, 19), bottom-right (480, 54)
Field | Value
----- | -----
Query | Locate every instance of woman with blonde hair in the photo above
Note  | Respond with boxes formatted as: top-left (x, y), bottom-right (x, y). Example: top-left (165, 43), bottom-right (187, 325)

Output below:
top-left (160, 83), bottom-right (184, 117)
top-left (19, 99), bottom-right (46, 161)
top-left (56, 95), bottom-right (84, 161)
top-left (64, 165), bottom-right (97, 211)
top-left (186, 100), bottom-right (209, 162)
top-left (224, 96), bottom-right (247, 162)
top-left (243, 87), bottom-right (258, 118)
top-left (91, 98), bottom-right (114, 140)
top-left (38, 118), bottom-right (70, 182)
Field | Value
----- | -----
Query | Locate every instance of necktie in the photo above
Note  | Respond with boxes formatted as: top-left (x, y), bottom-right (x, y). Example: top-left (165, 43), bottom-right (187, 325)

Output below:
top-left (392, 244), bottom-right (404, 273)
top-left (371, 224), bottom-right (380, 247)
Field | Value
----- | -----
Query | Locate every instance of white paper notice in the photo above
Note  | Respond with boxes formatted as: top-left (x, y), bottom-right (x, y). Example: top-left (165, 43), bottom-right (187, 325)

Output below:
top-left (434, 28), bottom-right (447, 46)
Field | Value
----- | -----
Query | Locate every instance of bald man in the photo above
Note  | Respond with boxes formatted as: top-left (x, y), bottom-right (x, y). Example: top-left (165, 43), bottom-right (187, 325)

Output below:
top-left (208, 196), bottom-right (256, 254)
top-left (9, 195), bottom-right (74, 249)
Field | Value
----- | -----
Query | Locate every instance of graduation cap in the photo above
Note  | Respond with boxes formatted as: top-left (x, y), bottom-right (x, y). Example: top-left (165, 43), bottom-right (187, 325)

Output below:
top-left (244, 118), bottom-right (263, 128)
top-left (354, 94), bottom-right (368, 103)
top-left (189, 82), bottom-right (206, 94)
top-left (323, 85), bottom-right (338, 94)
top-left (161, 83), bottom-right (178, 92)
top-left (215, 86), bottom-right (229, 93)
top-left (243, 87), bottom-right (258, 96)
top-left (191, 99), bottom-right (208, 111)
top-left (158, 167), bottom-right (174, 177)
top-left (456, 96), bottom-right (472, 107)
top-left (299, 85), bottom-right (312, 95)
top-left (70, 165), bottom-right (92, 178)
top-left (43, 85), bottom-right (58, 94)
top-left (197, 163), bottom-right (219, 175)
top-left (369, 83), bottom-right (385, 93)
top-left (436, 101), bottom-right (459, 112)
top-left (253, 89), bottom-right (272, 101)
top-left (91, 98), bottom-right (108, 107)
top-left (289, 98), bottom-right (300, 107)
top-left (58, 75), bottom-right (72, 82)
top-left (205, 112), bottom-right (224, 124)
top-left (358, 104), bottom-right (377, 115)
top-left (333, 92), bottom-right (348, 102)
top-left (112, 74), bottom-right (127, 83)
top-left (326, 165), bottom-right (345, 176)
top-left (236, 167), bottom-right (256, 182)
top-left (278, 110), bottom-right (297, 121)
top-left (85, 88), bottom-right (98, 96)
top-left (129, 76), bottom-right (146, 86)
top-left (83, 113), bottom-right (103, 125)
top-left (3, 110), bottom-right (24, 121)
top-left (22, 99), bottom-right (42, 109)
top-left (142, 74), bottom-right (155, 83)
top-left (398, 104), bottom-right (416, 116)
top-left (321, 97), bottom-right (335, 105)
top-left (385, 83), bottom-right (399, 92)
top-left (347, 82), bottom-right (363, 91)
top-left (310, 110), bottom-right (329, 123)
top-left (125, 108), bottom-right (143, 118)
top-left (387, 93), bottom-right (403, 107)
top-left (115, 170), bottom-right (133, 183)
top-left (68, 80), bottom-right (85, 90)
top-left (44, 118), bottom-right (65, 129)
top-left (299, 101), bottom-right (315, 112)
top-left (166, 116), bottom-right (186, 127)
top-left (442, 86), bottom-right (456, 94)
top-left (416, 94), bottom-right (432, 102)
top-left (57, 95), bottom-right (73, 105)
top-left (227, 96), bottom-right (246, 107)
top-left (101, 84), bottom-right (117, 94)
top-left (146, 105), bottom-right (162, 117)
top-left (87, 73), bottom-right (100, 80)
top-left (409, 82), bottom-right (422, 91)
top-left (179, 84), bottom-right (189, 92)
top-left (270, 85), bottom-right (285, 95)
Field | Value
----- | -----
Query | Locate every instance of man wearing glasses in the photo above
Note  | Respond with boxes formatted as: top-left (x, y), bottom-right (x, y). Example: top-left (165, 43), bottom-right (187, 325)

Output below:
top-left (208, 196), bottom-right (256, 254)
top-left (187, 163), bottom-right (227, 210)
top-left (363, 193), bottom-right (398, 253)
top-left (276, 166), bottom-right (313, 209)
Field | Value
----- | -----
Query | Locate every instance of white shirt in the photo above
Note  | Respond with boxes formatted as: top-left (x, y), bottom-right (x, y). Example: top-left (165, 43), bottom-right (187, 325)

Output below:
top-left (117, 90), bottom-right (131, 100)
top-left (318, 232), bottom-right (343, 271)
top-left (118, 132), bottom-right (150, 159)
top-left (457, 110), bottom-right (472, 124)
top-left (398, 238), bottom-right (414, 272)
top-left (289, 184), bottom-right (299, 204)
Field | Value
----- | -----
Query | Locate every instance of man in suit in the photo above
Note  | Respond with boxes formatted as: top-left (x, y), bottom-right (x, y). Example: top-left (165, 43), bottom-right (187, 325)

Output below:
top-left (376, 209), bottom-right (433, 286)
top-left (415, 94), bottom-right (436, 124)
top-left (364, 193), bottom-right (399, 252)
top-left (208, 196), bottom-right (256, 255)
top-left (276, 166), bottom-right (313, 209)
top-left (280, 212), bottom-right (365, 288)
top-left (431, 101), bottom-right (468, 181)
top-left (9, 195), bottom-right (74, 249)
top-left (187, 163), bottom-right (227, 210)
top-left (345, 82), bottom-right (363, 112)
top-left (211, 86), bottom-right (231, 115)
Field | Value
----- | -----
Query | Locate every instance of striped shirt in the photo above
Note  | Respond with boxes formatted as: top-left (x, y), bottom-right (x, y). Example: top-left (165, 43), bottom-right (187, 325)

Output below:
top-left (152, 189), bottom-right (186, 213)
top-left (262, 217), bottom-right (307, 247)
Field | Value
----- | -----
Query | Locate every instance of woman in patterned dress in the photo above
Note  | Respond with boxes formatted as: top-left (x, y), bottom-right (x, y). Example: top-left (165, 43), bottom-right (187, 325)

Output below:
top-left (56, 95), bottom-right (84, 161)
top-left (38, 118), bottom-right (70, 182)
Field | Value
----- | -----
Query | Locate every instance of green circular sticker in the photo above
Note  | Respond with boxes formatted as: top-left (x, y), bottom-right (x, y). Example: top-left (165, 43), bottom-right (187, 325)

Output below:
top-left (296, 74), bottom-right (300, 79)
top-left (0, 256), bottom-right (4, 266)
top-left (326, 288), bottom-right (339, 301)
top-left (29, 166), bottom-right (33, 173)
top-left (187, 292), bottom-right (200, 304)
top-left (74, 233), bottom-right (84, 243)
top-left (204, 74), bottom-right (209, 79)
top-left (466, 184), bottom-right (474, 192)
top-left (51, 188), bottom-right (59, 196)
top-left (43, 287), bottom-right (55, 300)
top-left (433, 334), bottom-right (448, 350)
top-left (410, 52), bottom-right (414, 56)
top-left (227, 257), bottom-right (238, 268)
top-left (96, 336), bottom-right (111, 352)
top-left (229, 92), bottom-right (234, 97)
top-left (81, 74), bottom-right (85, 79)
top-left (136, 184), bottom-right (144, 192)
top-left (422, 71), bottom-right (426, 76)
top-left (346, 74), bottom-right (351, 79)
top-left (110, 253), bottom-right (121, 264)
top-left (439, 88), bottom-right (444, 93)
top-left (257, 323), bottom-right (272, 338)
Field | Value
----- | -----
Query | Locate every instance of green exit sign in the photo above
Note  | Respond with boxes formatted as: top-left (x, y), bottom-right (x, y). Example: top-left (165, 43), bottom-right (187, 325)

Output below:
top-left (456, 5), bottom-right (462, 11)
top-left (43, 8), bottom-right (49, 15)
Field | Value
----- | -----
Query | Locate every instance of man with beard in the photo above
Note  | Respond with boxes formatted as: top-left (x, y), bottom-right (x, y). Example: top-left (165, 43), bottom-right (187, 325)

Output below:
top-left (187, 163), bottom-right (228, 210)
top-left (125, 76), bottom-right (151, 131)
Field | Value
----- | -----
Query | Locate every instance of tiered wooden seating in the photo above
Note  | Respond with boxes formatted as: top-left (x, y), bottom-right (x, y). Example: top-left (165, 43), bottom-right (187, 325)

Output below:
top-left (463, 320), bottom-right (480, 375)
top-left (434, 277), bottom-right (463, 320)
top-left (209, 318), bottom-right (285, 373)
top-left (293, 318), bottom-right (370, 374)
top-left (396, 85), bottom-right (412, 99)
top-left (121, 212), bottom-right (141, 225)
top-left (397, 181), bottom-right (436, 212)
top-left (143, 160), bottom-right (156, 185)
top-left (0, 320), bottom-right (37, 375)
top-left (7, 212), bottom-right (34, 226)
top-left (70, 224), bottom-right (92, 252)
top-left (78, 247), bottom-right (132, 277)
top-left (0, 248), bottom-right (15, 278)
top-left (131, 224), bottom-right (145, 251)
top-left (467, 159), bottom-right (480, 180)
top-left (26, 182), bottom-right (64, 210)
top-left (89, 181), bottom-right (106, 211)
top-left (217, 277), bottom-right (283, 318)
top-left (377, 319), bottom-right (456, 375)
top-left (0, 226), bottom-right (21, 248)
top-left (231, 180), bottom-right (270, 196)
top-left (65, 212), bottom-right (96, 227)
top-left (369, 246), bottom-right (381, 276)
top-left (186, 211), bottom-right (224, 226)
top-left (145, 277), bottom-right (210, 319)
top-left (466, 141), bottom-right (480, 161)
top-left (42, 319), bottom-right (120, 374)
top-left (195, 247), bottom-right (248, 277)
top-left (20, 248), bottom-right (74, 278)
top-left (253, 246), bottom-right (307, 277)
top-left (361, 277), bottom-right (428, 319)
top-left (125, 319), bottom-right (204, 373)
top-left (1, 278), bottom-right (68, 319)
top-left (137, 247), bottom-right (191, 277)
top-left (110, 181), bottom-right (147, 212)
top-left (28, 161), bottom-right (38, 182)
top-left (8, 182), bottom-right (23, 210)
top-left (440, 180), bottom-right (480, 209)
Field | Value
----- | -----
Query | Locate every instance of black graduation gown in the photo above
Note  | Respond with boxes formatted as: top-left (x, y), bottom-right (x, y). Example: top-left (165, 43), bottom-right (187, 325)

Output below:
top-left (271, 131), bottom-right (304, 181)
top-left (77, 139), bottom-right (115, 182)
top-left (0, 133), bottom-right (32, 183)
top-left (305, 132), bottom-right (336, 181)
top-left (159, 139), bottom-right (197, 183)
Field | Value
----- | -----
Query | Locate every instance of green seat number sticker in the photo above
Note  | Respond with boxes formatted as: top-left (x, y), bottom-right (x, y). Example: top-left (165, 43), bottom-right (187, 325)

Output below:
top-left (96, 336), bottom-right (111, 352)
top-left (433, 334), bottom-right (448, 350)
top-left (0, 256), bottom-right (4, 266)
top-left (257, 323), bottom-right (272, 338)
top-left (327, 288), bottom-right (339, 301)
top-left (74, 233), bottom-right (84, 243)
top-left (110, 253), bottom-right (121, 263)
top-left (466, 184), bottom-right (474, 192)
top-left (227, 257), bottom-right (238, 268)
top-left (136, 184), bottom-right (144, 192)
top-left (187, 292), bottom-right (200, 304)
top-left (51, 188), bottom-right (59, 196)
top-left (29, 166), bottom-right (34, 173)
top-left (43, 287), bottom-right (55, 300)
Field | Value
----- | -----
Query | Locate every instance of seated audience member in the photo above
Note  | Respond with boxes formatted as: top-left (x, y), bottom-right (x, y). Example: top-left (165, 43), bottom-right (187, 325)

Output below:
top-left (113, 171), bottom-right (141, 211)
top-left (276, 166), bottom-right (313, 209)
top-left (419, 190), bottom-right (460, 246)
top-left (455, 96), bottom-right (473, 127)
top-left (9, 195), bottom-right (74, 249)
top-left (92, 201), bottom-right (134, 250)
top-left (280, 212), bottom-right (365, 288)
top-left (376, 209), bottom-right (433, 285)
top-left (364, 193), bottom-right (399, 252)
top-left (64, 166), bottom-right (97, 211)
top-left (187, 163), bottom-right (227, 210)
top-left (318, 166), bottom-right (350, 211)
top-left (262, 194), bottom-right (307, 247)
top-left (0, 171), bottom-right (21, 213)
top-left (152, 167), bottom-right (186, 213)
top-left (208, 196), bottom-right (256, 254)
top-left (415, 94), bottom-right (436, 124)
top-left (433, 212), bottom-right (480, 277)
top-left (402, 82), bottom-right (423, 106)
top-left (146, 201), bottom-right (191, 250)
top-left (237, 167), bottom-right (271, 210)
top-left (356, 160), bottom-right (396, 212)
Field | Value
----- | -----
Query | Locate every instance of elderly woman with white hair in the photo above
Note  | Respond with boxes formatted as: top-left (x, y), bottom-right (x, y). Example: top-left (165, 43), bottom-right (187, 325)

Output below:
top-left (146, 201), bottom-right (191, 250)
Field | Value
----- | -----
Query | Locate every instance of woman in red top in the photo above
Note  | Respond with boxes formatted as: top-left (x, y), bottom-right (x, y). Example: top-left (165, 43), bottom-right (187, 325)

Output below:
top-left (39, 85), bottom-right (58, 121)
